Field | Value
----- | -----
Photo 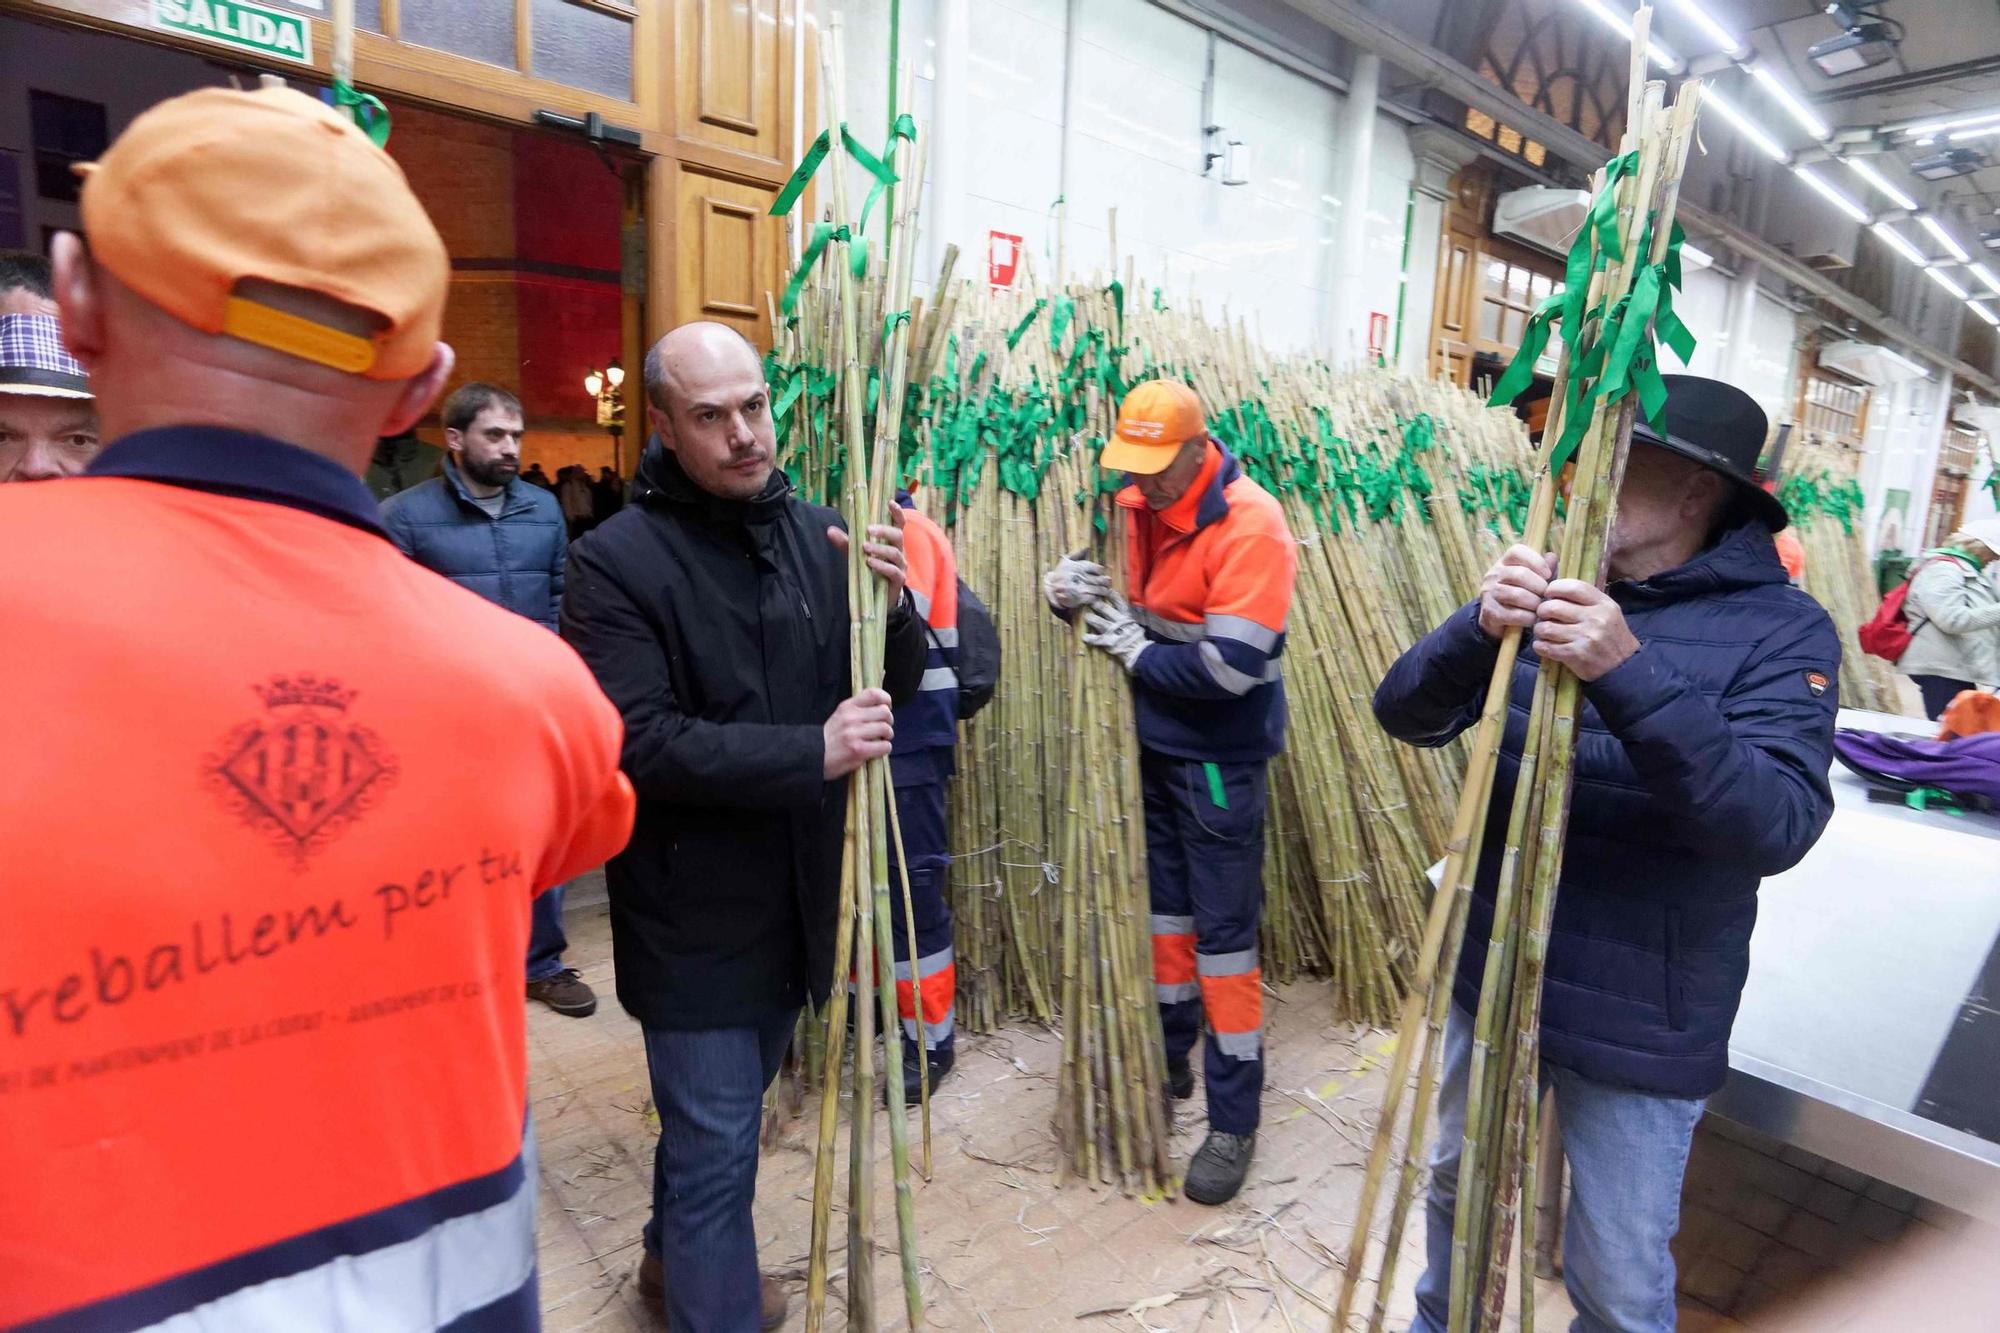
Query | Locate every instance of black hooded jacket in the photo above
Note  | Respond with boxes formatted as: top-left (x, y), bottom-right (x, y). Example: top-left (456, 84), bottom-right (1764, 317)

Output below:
top-left (561, 439), bottom-right (925, 1028)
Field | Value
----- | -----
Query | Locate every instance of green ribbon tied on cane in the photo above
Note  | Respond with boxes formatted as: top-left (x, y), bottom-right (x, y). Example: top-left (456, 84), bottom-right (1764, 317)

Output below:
top-left (1006, 299), bottom-right (1049, 351)
top-left (769, 121), bottom-right (903, 219)
top-left (1590, 151), bottom-right (1640, 263)
top-left (772, 373), bottom-right (806, 429)
top-left (857, 114), bottom-right (918, 235)
top-left (1049, 295), bottom-right (1076, 351)
top-left (778, 222), bottom-right (869, 318)
top-left (332, 81), bottom-right (391, 148)
top-left (1487, 289), bottom-right (1566, 408)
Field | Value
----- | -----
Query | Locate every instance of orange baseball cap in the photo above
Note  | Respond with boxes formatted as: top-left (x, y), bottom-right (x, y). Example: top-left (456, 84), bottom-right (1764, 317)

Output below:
top-left (76, 87), bottom-right (447, 380)
top-left (1102, 379), bottom-right (1205, 475)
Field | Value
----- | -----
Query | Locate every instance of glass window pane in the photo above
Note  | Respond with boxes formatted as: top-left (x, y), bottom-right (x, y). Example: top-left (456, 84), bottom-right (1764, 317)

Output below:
top-left (402, 0), bottom-right (516, 69)
top-left (1484, 258), bottom-right (1508, 293)
top-left (1505, 264), bottom-right (1529, 304)
top-left (1479, 300), bottom-right (1502, 343)
top-left (532, 0), bottom-right (634, 101)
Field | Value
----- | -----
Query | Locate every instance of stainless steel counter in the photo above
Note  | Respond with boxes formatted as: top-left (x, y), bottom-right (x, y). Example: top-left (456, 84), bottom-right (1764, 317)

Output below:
top-left (1711, 709), bottom-right (2000, 1222)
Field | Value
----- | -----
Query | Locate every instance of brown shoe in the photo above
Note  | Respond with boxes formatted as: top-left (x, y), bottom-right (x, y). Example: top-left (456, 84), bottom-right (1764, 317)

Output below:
top-left (634, 1250), bottom-right (788, 1330)
top-left (526, 967), bottom-right (597, 1017)
top-left (758, 1275), bottom-right (788, 1329)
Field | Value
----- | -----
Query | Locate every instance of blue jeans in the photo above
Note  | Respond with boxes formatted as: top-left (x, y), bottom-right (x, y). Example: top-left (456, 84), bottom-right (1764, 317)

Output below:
top-left (1411, 1006), bottom-right (1705, 1333)
top-left (526, 882), bottom-right (568, 982)
top-left (641, 1009), bottom-right (799, 1333)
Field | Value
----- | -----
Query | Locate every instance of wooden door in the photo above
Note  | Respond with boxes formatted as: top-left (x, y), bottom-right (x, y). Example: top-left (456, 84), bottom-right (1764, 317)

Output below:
top-left (1432, 226), bottom-right (1478, 385)
top-left (652, 0), bottom-right (807, 347)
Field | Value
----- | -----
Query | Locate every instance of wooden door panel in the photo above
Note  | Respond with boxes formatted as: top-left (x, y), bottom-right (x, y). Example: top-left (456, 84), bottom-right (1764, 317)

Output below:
top-left (672, 165), bottom-right (782, 344)
top-left (676, 0), bottom-right (784, 162)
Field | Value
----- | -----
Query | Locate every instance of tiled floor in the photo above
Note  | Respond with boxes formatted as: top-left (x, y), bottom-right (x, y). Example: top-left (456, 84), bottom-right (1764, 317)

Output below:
top-left (527, 887), bottom-right (1980, 1331)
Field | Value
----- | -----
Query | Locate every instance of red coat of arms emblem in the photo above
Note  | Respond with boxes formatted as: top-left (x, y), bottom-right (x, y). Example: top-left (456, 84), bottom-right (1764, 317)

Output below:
top-left (206, 675), bottom-right (399, 865)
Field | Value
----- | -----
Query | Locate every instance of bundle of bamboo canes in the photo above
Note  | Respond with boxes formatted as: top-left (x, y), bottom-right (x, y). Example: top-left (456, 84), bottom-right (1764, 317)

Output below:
top-left (1333, 13), bottom-right (1708, 1330)
top-left (792, 23), bottom-right (926, 1331)
top-left (1777, 435), bottom-right (1906, 712)
top-left (774, 249), bottom-right (1544, 1040)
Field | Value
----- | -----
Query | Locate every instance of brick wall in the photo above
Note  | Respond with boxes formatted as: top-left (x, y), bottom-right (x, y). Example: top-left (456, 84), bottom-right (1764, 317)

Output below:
top-left (385, 101), bottom-right (623, 473)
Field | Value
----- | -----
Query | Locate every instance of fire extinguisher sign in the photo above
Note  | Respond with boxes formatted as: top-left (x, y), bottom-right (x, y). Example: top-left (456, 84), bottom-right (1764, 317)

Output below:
top-left (1368, 311), bottom-right (1390, 362)
top-left (988, 231), bottom-right (1023, 289)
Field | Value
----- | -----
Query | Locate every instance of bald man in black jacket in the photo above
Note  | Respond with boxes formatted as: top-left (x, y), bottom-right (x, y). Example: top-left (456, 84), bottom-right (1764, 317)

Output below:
top-left (562, 322), bottom-right (924, 1333)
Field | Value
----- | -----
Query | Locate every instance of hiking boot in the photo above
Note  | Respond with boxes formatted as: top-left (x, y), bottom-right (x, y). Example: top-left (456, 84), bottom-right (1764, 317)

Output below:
top-left (526, 967), bottom-right (597, 1017)
top-left (636, 1251), bottom-right (788, 1331)
top-left (1183, 1130), bottom-right (1256, 1205)
top-left (899, 1042), bottom-right (955, 1106)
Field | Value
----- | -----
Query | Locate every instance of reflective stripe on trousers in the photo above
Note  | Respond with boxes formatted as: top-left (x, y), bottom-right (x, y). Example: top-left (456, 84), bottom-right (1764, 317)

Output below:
top-left (893, 945), bottom-right (956, 1047)
top-left (888, 771), bottom-right (956, 1050)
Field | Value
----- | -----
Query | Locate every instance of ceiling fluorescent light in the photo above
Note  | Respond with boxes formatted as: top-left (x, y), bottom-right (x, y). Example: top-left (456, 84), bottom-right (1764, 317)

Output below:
top-left (1973, 263), bottom-right (2000, 296)
top-left (1752, 66), bottom-right (1832, 141)
top-left (1950, 125), bottom-right (2000, 143)
top-left (1707, 90), bottom-right (1789, 162)
top-left (1871, 222), bottom-right (1929, 267)
top-left (1926, 266), bottom-right (1970, 299)
top-left (1971, 302), bottom-right (2000, 327)
top-left (1572, 0), bottom-right (1681, 71)
top-left (1666, 0), bottom-right (1745, 56)
top-left (1844, 158), bottom-right (1918, 211)
top-left (1904, 109), bottom-right (2000, 139)
top-left (1793, 166), bottom-right (1869, 223)
top-left (1921, 216), bottom-right (1972, 264)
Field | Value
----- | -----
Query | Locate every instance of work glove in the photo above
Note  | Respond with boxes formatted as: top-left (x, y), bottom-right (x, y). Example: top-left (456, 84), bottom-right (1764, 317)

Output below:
top-left (1042, 551), bottom-right (1112, 610)
top-left (1082, 600), bottom-right (1150, 674)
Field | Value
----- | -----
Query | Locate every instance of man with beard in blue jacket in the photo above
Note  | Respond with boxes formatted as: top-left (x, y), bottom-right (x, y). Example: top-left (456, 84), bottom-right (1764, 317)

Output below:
top-left (382, 381), bottom-right (595, 1018)
top-left (1375, 376), bottom-right (1840, 1333)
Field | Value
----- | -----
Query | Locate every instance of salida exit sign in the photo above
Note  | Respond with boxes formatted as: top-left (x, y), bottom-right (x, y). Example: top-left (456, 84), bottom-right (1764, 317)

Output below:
top-left (152, 0), bottom-right (314, 66)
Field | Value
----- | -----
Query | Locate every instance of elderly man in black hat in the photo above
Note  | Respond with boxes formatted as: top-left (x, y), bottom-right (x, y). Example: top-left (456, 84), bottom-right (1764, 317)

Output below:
top-left (0, 312), bottom-right (98, 482)
top-left (1376, 376), bottom-right (1841, 1333)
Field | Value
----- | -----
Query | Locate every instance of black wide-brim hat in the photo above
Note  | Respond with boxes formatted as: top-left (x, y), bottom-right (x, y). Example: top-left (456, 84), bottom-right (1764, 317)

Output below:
top-left (1631, 374), bottom-right (1788, 533)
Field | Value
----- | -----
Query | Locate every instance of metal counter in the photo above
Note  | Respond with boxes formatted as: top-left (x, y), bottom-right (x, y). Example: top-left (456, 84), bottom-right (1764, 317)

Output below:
top-left (1710, 709), bottom-right (2000, 1222)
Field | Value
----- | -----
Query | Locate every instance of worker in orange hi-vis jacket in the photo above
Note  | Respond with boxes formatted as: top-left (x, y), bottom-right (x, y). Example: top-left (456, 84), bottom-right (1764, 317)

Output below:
top-left (1042, 379), bottom-right (1298, 1206)
top-left (886, 486), bottom-right (963, 1102)
top-left (1, 87), bottom-right (635, 1332)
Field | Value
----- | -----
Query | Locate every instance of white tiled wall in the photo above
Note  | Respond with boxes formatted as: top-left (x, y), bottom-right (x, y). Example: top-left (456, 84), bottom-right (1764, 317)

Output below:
top-left (833, 0), bottom-right (1422, 360)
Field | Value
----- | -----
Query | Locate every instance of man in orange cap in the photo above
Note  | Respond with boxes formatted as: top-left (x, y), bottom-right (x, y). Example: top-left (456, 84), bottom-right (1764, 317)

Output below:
top-left (2, 87), bottom-right (636, 1331)
top-left (1043, 378), bottom-right (1297, 1204)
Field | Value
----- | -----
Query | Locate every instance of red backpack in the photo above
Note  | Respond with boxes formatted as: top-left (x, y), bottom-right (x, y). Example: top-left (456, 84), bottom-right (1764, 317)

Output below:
top-left (1858, 555), bottom-right (1960, 662)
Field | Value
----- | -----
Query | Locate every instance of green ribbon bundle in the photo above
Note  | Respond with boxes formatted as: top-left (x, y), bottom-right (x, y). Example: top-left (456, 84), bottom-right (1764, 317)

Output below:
top-left (767, 118), bottom-right (911, 323)
top-left (1487, 153), bottom-right (1697, 477)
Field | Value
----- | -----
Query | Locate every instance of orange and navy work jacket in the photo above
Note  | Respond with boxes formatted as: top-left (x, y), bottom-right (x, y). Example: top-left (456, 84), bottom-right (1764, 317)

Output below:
top-left (1116, 440), bottom-right (1297, 762)
top-left (0, 429), bottom-right (636, 1332)
top-left (890, 490), bottom-right (960, 778)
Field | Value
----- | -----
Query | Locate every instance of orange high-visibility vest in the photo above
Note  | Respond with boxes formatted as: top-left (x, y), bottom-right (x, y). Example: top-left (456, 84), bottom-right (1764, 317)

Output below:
top-left (0, 445), bottom-right (634, 1330)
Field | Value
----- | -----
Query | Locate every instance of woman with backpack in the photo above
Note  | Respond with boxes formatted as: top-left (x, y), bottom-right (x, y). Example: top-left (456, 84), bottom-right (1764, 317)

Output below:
top-left (1898, 519), bottom-right (2000, 718)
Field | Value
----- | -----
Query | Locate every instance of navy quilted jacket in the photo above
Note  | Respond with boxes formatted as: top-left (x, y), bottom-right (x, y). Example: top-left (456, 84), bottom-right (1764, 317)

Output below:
top-left (1373, 522), bottom-right (1841, 1097)
top-left (381, 462), bottom-right (567, 630)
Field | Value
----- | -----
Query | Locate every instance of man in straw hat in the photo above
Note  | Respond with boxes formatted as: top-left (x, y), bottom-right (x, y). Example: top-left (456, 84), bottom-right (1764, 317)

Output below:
top-left (1043, 378), bottom-right (1298, 1205)
top-left (1377, 375), bottom-right (1841, 1333)
top-left (0, 310), bottom-right (99, 481)
top-left (1, 87), bottom-right (635, 1331)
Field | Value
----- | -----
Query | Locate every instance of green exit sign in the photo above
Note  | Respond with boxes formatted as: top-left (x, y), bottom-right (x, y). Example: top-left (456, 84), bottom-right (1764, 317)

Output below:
top-left (152, 0), bottom-right (314, 66)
